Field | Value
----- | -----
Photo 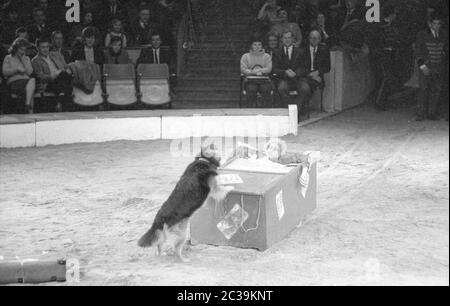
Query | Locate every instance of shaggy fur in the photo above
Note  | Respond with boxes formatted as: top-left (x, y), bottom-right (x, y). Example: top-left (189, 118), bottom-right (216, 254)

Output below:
top-left (138, 144), bottom-right (233, 262)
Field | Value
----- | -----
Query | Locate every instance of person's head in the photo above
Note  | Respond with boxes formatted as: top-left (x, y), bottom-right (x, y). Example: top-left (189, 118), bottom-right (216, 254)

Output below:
top-left (6, 7), bottom-right (19, 22)
top-left (108, 0), bottom-right (118, 5)
top-left (109, 36), bottom-right (123, 54)
top-left (36, 37), bottom-right (51, 57)
top-left (309, 30), bottom-right (322, 47)
top-left (281, 31), bottom-right (294, 47)
top-left (139, 7), bottom-right (151, 24)
top-left (267, 0), bottom-right (278, 9)
top-left (429, 12), bottom-right (443, 33)
top-left (15, 27), bottom-right (29, 41)
top-left (32, 7), bottom-right (46, 25)
top-left (382, 5), bottom-right (396, 22)
top-left (267, 33), bottom-right (279, 49)
top-left (345, 0), bottom-right (357, 10)
top-left (277, 8), bottom-right (289, 23)
top-left (52, 31), bottom-right (64, 49)
top-left (111, 19), bottom-right (123, 33)
top-left (264, 139), bottom-right (287, 162)
top-left (317, 13), bottom-right (326, 27)
top-left (83, 11), bottom-right (94, 26)
top-left (9, 38), bottom-right (30, 56)
top-left (250, 38), bottom-right (264, 53)
top-left (39, 0), bottom-right (49, 9)
top-left (151, 33), bottom-right (162, 49)
top-left (82, 27), bottom-right (96, 48)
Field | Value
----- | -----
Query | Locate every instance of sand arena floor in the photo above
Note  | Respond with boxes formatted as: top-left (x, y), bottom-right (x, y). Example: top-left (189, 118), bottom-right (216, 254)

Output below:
top-left (0, 104), bottom-right (448, 286)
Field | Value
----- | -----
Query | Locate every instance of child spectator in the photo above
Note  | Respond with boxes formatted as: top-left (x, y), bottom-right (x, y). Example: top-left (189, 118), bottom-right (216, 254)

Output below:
top-left (104, 36), bottom-right (131, 64)
top-left (105, 19), bottom-right (128, 48)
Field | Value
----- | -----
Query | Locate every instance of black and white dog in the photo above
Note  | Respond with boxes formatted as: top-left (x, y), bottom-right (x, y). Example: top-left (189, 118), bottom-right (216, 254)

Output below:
top-left (138, 143), bottom-right (233, 262)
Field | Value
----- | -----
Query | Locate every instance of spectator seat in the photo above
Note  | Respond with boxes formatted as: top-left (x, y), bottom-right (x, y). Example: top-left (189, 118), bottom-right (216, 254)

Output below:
top-left (103, 64), bottom-right (138, 106)
top-left (73, 81), bottom-right (104, 107)
top-left (137, 64), bottom-right (172, 107)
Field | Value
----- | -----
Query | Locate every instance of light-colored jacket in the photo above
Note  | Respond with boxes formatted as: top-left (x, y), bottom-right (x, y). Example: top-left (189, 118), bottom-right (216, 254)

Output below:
top-left (240, 50), bottom-right (272, 76)
top-left (2, 54), bottom-right (33, 85)
top-left (31, 52), bottom-right (68, 84)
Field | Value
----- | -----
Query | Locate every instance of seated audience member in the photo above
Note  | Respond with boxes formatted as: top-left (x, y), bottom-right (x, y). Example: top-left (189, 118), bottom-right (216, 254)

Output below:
top-left (27, 7), bottom-right (52, 45)
top-left (339, 0), bottom-right (366, 31)
top-left (266, 33), bottom-right (279, 57)
top-left (98, 0), bottom-right (128, 31)
top-left (137, 33), bottom-right (174, 72)
top-left (240, 38), bottom-right (273, 108)
top-left (300, 30), bottom-right (331, 111)
top-left (71, 27), bottom-right (105, 66)
top-left (105, 19), bottom-right (128, 48)
top-left (312, 13), bottom-right (336, 47)
top-left (257, 0), bottom-right (281, 36)
top-left (69, 11), bottom-right (102, 47)
top-left (0, 6), bottom-right (21, 49)
top-left (32, 37), bottom-right (73, 112)
top-left (271, 8), bottom-right (303, 48)
top-left (272, 31), bottom-right (307, 111)
top-left (13, 27), bottom-right (37, 58)
top-left (129, 6), bottom-right (155, 46)
top-left (104, 36), bottom-right (131, 64)
top-left (51, 31), bottom-right (71, 63)
top-left (2, 38), bottom-right (36, 113)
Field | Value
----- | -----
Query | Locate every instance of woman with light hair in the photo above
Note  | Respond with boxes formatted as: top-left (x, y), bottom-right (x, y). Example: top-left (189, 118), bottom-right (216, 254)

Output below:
top-left (2, 38), bottom-right (36, 113)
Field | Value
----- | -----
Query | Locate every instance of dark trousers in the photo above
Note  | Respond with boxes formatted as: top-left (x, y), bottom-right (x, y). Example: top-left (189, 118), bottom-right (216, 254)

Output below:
top-left (245, 80), bottom-right (273, 108)
top-left (377, 50), bottom-right (400, 106)
top-left (417, 72), bottom-right (443, 117)
top-left (45, 71), bottom-right (73, 111)
top-left (277, 77), bottom-right (318, 112)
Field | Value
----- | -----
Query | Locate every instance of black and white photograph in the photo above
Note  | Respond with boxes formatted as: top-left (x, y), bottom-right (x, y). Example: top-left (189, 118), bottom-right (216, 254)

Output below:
top-left (0, 0), bottom-right (448, 289)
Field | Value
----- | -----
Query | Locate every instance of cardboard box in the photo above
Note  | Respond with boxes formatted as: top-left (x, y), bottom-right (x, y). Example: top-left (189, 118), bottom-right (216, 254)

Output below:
top-left (191, 159), bottom-right (317, 251)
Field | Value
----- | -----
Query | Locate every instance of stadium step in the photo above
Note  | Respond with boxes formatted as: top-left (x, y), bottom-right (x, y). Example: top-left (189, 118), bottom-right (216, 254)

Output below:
top-left (174, 0), bottom-right (254, 108)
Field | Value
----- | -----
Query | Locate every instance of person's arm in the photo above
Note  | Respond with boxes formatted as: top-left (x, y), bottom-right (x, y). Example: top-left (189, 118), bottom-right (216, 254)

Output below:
top-left (240, 54), bottom-right (253, 75)
top-left (294, 25), bottom-right (303, 48)
top-left (260, 54), bottom-right (272, 75)
top-left (257, 2), bottom-right (269, 21)
top-left (22, 56), bottom-right (34, 76)
top-left (105, 34), bottom-right (111, 48)
top-left (123, 35), bottom-right (128, 48)
top-left (32, 58), bottom-right (52, 82)
top-left (2, 56), bottom-right (20, 77)
top-left (272, 51), bottom-right (285, 77)
top-left (294, 50), bottom-right (308, 78)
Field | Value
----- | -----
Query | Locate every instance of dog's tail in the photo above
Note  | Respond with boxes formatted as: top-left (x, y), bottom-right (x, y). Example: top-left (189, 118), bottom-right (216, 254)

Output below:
top-left (138, 224), bottom-right (159, 248)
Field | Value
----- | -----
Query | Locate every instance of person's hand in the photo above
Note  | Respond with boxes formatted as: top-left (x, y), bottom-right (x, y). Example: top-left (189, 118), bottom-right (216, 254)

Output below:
top-left (65, 68), bottom-right (73, 75)
top-left (420, 65), bottom-right (431, 77)
top-left (286, 69), bottom-right (296, 78)
top-left (17, 66), bottom-right (26, 74)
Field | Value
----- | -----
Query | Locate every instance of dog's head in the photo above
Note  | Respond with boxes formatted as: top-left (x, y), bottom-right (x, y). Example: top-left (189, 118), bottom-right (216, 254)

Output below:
top-left (264, 139), bottom-right (288, 162)
top-left (200, 142), bottom-right (222, 166)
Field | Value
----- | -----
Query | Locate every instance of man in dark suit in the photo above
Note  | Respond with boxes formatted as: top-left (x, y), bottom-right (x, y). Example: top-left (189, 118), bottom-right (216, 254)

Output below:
top-left (98, 0), bottom-right (128, 31)
top-left (27, 7), bottom-right (52, 44)
top-left (272, 31), bottom-right (308, 109)
top-left (301, 30), bottom-right (331, 109)
top-left (137, 33), bottom-right (174, 73)
top-left (129, 6), bottom-right (156, 46)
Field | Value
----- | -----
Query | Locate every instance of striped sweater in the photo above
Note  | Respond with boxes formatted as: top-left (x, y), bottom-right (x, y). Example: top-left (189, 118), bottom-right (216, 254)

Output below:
top-left (415, 28), bottom-right (448, 73)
